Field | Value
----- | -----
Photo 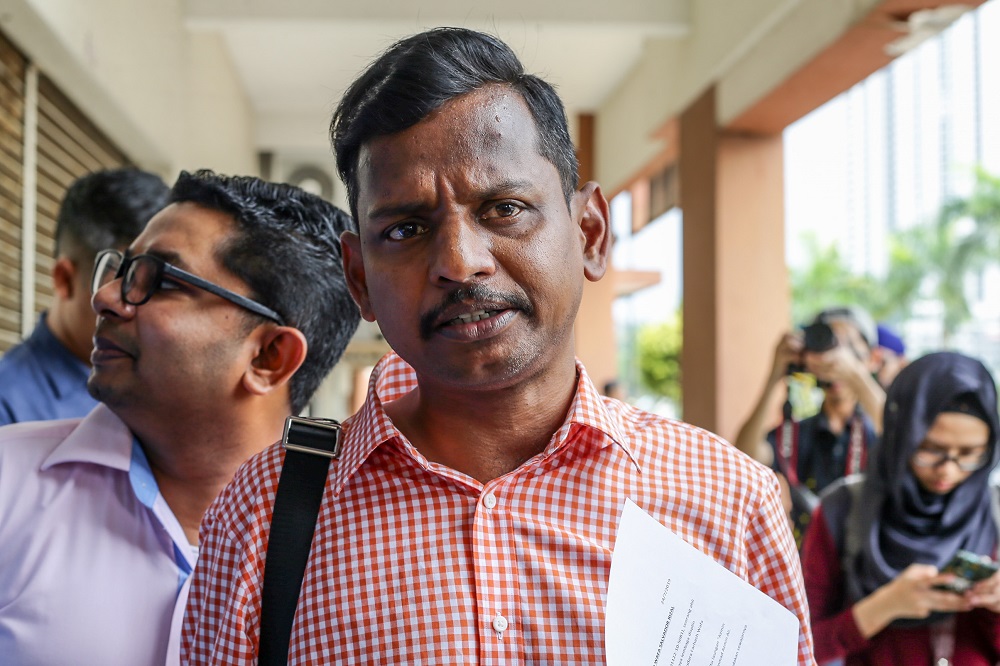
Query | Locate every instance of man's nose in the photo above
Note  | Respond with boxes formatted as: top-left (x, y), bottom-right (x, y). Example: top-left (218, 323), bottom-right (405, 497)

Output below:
top-left (429, 216), bottom-right (497, 285)
top-left (91, 278), bottom-right (135, 319)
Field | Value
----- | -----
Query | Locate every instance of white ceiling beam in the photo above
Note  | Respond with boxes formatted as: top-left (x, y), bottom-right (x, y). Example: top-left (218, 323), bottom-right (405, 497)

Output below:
top-left (183, 0), bottom-right (690, 27)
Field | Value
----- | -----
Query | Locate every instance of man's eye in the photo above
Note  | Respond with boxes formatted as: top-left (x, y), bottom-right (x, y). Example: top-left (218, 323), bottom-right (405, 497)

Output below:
top-left (486, 202), bottom-right (522, 220)
top-left (386, 221), bottom-right (427, 241)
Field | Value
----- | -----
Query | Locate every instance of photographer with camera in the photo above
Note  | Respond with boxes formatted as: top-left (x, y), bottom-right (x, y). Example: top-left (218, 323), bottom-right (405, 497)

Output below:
top-left (734, 306), bottom-right (886, 545)
top-left (803, 352), bottom-right (1000, 665)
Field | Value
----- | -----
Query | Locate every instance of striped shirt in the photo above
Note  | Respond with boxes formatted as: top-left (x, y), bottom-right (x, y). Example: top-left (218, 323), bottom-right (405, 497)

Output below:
top-left (182, 353), bottom-right (814, 664)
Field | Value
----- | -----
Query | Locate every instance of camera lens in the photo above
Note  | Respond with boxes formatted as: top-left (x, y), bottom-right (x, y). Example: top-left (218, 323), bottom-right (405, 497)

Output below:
top-left (803, 322), bottom-right (837, 352)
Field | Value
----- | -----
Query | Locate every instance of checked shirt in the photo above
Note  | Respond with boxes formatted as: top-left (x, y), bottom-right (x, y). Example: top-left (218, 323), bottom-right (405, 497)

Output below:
top-left (182, 352), bottom-right (814, 665)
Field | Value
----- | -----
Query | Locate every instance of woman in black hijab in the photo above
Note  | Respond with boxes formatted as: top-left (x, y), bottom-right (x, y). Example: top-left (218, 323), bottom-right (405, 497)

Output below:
top-left (803, 351), bottom-right (1000, 665)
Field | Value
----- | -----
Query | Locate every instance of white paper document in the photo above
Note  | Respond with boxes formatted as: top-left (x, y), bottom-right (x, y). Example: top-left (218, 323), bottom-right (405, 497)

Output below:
top-left (606, 499), bottom-right (798, 666)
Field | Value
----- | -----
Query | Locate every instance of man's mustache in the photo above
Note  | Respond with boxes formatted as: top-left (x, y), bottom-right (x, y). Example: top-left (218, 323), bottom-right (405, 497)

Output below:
top-left (419, 284), bottom-right (533, 340)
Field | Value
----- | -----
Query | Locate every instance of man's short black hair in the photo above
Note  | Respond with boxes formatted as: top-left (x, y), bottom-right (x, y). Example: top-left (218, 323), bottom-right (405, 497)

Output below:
top-left (330, 27), bottom-right (579, 220)
top-left (56, 168), bottom-right (169, 265)
top-left (169, 169), bottom-right (361, 413)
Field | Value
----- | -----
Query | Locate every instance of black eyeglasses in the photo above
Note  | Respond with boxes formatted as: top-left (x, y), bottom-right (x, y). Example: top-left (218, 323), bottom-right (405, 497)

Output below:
top-left (91, 249), bottom-right (285, 325)
top-left (911, 446), bottom-right (990, 472)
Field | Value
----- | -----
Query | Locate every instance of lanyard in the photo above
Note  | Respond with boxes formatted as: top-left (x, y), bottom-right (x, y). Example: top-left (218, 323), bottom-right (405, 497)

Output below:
top-left (846, 412), bottom-right (867, 475)
top-left (776, 405), bottom-right (867, 485)
top-left (777, 415), bottom-right (801, 485)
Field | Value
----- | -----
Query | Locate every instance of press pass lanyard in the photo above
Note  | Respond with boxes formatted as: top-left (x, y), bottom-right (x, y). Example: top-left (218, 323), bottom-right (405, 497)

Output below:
top-left (777, 399), bottom-right (801, 485)
top-left (776, 402), bottom-right (867, 486)
top-left (846, 410), bottom-right (867, 475)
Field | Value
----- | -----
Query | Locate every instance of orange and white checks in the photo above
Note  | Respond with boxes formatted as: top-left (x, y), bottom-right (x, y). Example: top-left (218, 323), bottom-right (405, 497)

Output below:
top-left (182, 353), bottom-right (814, 665)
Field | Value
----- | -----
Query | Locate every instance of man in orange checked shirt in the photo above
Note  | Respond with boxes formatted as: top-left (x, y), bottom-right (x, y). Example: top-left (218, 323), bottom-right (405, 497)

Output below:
top-left (183, 28), bottom-right (815, 665)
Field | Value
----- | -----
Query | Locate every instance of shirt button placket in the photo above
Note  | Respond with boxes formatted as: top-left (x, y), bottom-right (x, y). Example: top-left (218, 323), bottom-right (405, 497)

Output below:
top-left (492, 612), bottom-right (508, 637)
top-left (482, 490), bottom-right (506, 643)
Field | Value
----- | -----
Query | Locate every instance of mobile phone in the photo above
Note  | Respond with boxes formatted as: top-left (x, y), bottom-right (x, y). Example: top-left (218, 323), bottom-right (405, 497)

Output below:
top-left (934, 550), bottom-right (1000, 593)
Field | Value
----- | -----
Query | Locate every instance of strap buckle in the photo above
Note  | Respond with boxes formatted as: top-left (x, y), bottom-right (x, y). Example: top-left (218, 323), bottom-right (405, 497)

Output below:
top-left (281, 416), bottom-right (342, 459)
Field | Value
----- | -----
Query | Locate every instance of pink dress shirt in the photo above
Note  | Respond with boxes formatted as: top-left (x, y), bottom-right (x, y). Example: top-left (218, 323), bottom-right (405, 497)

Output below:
top-left (0, 404), bottom-right (195, 665)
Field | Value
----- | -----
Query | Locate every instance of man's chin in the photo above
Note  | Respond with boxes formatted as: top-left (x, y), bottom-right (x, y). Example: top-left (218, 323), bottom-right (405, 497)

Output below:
top-left (86, 377), bottom-right (127, 407)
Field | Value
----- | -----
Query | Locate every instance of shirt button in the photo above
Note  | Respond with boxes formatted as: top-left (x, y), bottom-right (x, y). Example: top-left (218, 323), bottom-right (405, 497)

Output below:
top-left (482, 492), bottom-right (497, 509)
top-left (492, 614), bottom-right (509, 633)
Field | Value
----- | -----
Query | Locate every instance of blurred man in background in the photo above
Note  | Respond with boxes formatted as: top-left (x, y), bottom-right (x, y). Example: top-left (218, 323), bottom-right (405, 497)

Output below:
top-left (0, 168), bottom-right (169, 424)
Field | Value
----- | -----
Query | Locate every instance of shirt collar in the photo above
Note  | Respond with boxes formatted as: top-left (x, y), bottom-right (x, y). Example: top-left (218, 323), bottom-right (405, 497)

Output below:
top-left (40, 403), bottom-right (134, 472)
top-left (562, 359), bottom-right (634, 457)
top-left (326, 352), bottom-right (638, 496)
top-left (38, 404), bottom-right (195, 580)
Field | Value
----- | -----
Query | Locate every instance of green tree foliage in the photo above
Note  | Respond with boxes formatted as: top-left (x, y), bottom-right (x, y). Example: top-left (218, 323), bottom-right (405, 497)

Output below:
top-left (934, 167), bottom-right (1000, 341)
top-left (630, 170), bottom-right (1000, 406)
top-left (789, 235), bottom-right (882, 324)
top-left (791, 168), bottom-right (1000, 342)
top-left (635, 312), bottom-right (682, 405)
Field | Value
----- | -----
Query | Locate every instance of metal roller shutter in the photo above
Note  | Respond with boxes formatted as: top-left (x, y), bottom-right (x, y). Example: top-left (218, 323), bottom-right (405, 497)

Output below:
top-left (0, 27), bottom-right (131, 354)
top-left (0, 32), bottom-right (24, 351)
top-left (34, 74), bottom-right (129, 315)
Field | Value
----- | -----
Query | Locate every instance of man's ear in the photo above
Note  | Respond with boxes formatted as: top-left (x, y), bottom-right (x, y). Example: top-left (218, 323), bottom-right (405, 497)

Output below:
top-left (243, 326), bottom-right (309, 397)
top-left (572, 181), bottom-right (611, 282)
top-left (341, 230), bottom-right (376, 322)
top-left (52, 257), bottom-right (77, 300)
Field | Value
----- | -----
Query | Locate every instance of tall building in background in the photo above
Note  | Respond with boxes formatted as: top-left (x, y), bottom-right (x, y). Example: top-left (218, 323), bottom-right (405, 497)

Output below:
top-left (785, 0), bottom-right (1000, 370)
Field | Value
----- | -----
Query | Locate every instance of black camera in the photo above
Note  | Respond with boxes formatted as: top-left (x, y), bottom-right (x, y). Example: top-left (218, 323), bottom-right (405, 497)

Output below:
top-left (802, 322), bottom-right (838, 352)
top-left (787, 322), bottom-right (838, 376)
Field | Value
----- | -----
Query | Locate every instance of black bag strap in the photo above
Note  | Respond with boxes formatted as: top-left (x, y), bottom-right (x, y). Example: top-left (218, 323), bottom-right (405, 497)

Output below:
top-left (258, 416), bottom-right (341, 666)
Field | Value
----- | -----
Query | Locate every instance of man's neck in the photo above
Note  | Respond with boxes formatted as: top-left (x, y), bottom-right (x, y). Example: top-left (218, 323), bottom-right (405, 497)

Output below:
top-left (822, 394), bottom-right (858, 434)
top-left (385, 363), bottom-right (579, 484)
top-left (126, 401), bottom-right (288, 545)
top-left (45, 305), bottom-right (90, 365)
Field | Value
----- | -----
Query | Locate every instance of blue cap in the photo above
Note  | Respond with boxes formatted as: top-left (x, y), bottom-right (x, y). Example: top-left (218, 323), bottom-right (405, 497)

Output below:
top-left (877, 324), bottom-right (905, 356)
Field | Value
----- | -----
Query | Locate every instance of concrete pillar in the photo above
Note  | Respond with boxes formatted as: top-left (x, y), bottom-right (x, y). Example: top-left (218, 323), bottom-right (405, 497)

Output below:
top-left (680, 86), bottom-right (789, 441)
top-left (575, 111), bottom-right (619, 390)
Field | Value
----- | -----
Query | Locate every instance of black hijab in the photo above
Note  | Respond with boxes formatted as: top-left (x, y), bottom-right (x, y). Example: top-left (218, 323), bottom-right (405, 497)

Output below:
top-left (848, 352), bottom-right (1000, 617)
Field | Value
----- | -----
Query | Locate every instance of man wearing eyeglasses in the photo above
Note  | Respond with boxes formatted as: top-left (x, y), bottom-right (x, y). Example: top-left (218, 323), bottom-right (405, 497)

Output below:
top-left (0, 170), bottom-right (360, 665)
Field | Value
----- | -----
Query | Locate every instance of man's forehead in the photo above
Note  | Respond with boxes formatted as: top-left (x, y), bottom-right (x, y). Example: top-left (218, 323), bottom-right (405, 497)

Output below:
top-left (129, 202), bottom-right (233, 269)
top-left (355, 87), bottom-right (551, 213)
top-left (367, 87), bottom-right (536, 151)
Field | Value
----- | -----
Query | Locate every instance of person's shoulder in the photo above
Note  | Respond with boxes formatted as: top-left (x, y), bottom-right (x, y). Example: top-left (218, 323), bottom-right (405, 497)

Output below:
top-left (0, 417), bottom-right (82, 455)
top-left (613, 402), bottom-right (771, 481)
top-left (613, 402), bottom-right (743, 455)
top-left (0, 339), bottom-right (39, 382)
top-left (815, 473), bottom-right (865, 540)
top-left (0, 339), bottom-right (53, 418)
top-left (819, 473), bottom-right (864, 504)
top-left (0, 418), bottom-right (85, 505)
top-left (203, 440), bottom-right (287, 540)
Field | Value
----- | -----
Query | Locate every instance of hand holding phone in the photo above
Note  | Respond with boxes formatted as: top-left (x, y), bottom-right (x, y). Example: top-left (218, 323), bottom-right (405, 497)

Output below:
top-left (934, 550), bottom-right (1000, 594)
